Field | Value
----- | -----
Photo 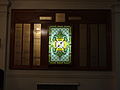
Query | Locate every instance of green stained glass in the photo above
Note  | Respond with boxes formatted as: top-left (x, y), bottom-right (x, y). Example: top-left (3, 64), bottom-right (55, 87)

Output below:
top-left (49, 26), bottom-right (71, 64)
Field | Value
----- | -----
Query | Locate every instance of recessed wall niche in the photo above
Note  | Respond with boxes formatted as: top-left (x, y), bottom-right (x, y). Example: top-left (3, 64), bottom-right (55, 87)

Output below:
top-left (10, 9), bottom-right (112, 71)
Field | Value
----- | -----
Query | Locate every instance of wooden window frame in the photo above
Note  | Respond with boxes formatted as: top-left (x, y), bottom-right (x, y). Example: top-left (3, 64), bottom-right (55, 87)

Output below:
top-left (10, 9), bottom-right (112, 71)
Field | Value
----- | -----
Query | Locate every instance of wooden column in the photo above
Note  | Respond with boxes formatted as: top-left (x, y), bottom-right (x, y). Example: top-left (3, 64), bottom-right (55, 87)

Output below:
top-left (0, 0), bottom-right (9, 70)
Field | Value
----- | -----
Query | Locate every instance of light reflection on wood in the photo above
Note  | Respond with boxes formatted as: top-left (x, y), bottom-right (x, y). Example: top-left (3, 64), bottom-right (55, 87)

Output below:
top-left (22, 24), bottom-right (30, 65)
top-left (33, 24), bottom-right (41, 66)
top-left (14, 24), bottom-right (22, 65)
top-left (39, 16), bottom-right (52, 20)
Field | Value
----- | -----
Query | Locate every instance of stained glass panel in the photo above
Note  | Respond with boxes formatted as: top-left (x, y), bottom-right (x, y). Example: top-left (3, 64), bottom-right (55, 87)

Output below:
top-left (49, 26), bottom-right (71, 64)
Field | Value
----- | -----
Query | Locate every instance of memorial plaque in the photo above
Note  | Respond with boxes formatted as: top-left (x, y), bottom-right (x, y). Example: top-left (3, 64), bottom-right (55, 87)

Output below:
top-left (56, 13), bottom-right (65, 22)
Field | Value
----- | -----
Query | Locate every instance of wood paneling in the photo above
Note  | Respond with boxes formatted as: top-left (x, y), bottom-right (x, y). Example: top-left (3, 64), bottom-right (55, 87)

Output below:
top-left (79, 24), bottom-right (87, 66)
top-left (10, 9), bottom-right (112, 70)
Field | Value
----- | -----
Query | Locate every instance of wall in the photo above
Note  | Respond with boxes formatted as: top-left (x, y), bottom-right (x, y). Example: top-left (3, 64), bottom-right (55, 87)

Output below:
top-left (4, 0), bottom-right (115, 90)
top-left (0, 0), bottom-right (9, 70)
top-left (6, 70), bottom-right (113, 90)
top-left (112, 2), bottom-right (120, 90)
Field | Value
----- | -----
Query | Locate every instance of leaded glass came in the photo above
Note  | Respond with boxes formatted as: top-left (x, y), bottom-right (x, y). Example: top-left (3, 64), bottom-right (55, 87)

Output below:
top-left (49, 26), bottom-right (72, 64)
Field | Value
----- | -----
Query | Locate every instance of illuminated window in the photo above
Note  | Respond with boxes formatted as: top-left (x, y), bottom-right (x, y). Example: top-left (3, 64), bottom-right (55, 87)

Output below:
top-left (49, 26), bottom-right (71, 64)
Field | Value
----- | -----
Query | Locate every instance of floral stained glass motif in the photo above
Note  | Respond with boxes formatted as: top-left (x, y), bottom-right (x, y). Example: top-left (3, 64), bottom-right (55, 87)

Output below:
top-left (49, 26), bottom-right (71, 64)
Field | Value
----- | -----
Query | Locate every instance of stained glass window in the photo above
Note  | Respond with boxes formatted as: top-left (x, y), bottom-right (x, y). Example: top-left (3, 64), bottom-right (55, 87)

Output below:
top-left (49, 26), bottom-right (72, 64)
